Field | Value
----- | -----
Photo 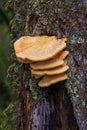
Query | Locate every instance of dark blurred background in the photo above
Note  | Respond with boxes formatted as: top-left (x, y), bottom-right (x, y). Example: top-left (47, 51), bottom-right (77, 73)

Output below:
top-left (0, 0), bottom-right (16, 129)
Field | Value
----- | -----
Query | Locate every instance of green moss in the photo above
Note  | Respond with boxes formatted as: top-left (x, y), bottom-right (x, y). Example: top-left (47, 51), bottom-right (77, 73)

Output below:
top-left (5, 0), bottom-right (87, 129)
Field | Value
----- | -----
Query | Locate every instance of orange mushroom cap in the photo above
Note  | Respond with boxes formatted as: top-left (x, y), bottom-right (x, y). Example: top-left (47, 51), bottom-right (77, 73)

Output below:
top-left (14, 36), bottom-right (66, 63)
top-left (30, 60), bottom-right (64, 70)
top-left (33, 59), bottom-right (68, 78)
top-left (31, 65), bottom-right (69, 77)
top-left (30, 51), bottom-right (69, 70)
top-left (58, 51), bottom-right (69, 59)
top-left (18, 57), bottom-right (32, 63)
top-left (38, 73), bottom-right (68, 87)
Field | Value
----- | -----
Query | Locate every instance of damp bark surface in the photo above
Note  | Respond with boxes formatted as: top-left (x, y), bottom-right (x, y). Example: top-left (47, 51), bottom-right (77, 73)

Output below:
top-left (7, 0), bottom-right (87, 130)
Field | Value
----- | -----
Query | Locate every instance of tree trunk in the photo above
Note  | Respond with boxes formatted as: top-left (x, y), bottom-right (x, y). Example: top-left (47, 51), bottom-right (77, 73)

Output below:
top-left (7, 0), bottom-right (87, 130)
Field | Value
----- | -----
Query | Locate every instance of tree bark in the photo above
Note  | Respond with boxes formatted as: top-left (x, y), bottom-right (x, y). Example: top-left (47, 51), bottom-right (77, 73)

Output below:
top-left (7, 0), bottom-right (87, 130)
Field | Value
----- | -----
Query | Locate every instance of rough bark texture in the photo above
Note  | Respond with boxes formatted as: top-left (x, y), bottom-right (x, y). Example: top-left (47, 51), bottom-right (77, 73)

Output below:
top-left (7, 0), bottom-right (87, 130)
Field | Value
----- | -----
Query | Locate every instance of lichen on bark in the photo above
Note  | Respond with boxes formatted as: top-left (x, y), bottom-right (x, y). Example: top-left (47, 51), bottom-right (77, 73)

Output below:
top-left (7, 0), bottom-right (87, 130)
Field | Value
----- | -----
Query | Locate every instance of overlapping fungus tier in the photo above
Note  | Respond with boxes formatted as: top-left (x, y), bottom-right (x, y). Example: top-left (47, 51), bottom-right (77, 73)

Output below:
top-left (14, 35), bottom-right (69, 87)
top-left (30, 51), bottom-right (69, 70)
top-left (14, 36), bottom-right (66, 63)
top-left (38, 73), bottom-right (68, 87)
top-left (31, 65), bottom-right (69, 78)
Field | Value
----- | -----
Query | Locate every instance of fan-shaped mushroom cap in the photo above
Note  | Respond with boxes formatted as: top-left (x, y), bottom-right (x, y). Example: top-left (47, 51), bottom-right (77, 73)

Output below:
top-left (33, 60), bottom-right (68, 78)
top-left (14, 36), bottom-right (66, 63)
top-left (30, 60), bottom-right (64, 70)
top-left (38, 73), bottom-right (68, 87)
top-left (18, 58), bottom-right (32, 63)
top-left (58, 51), bottom-right (69, 60)
top-left (30, 51), bottom-right (69, 70)
top-left (31, 65), bottom-right (69, 77)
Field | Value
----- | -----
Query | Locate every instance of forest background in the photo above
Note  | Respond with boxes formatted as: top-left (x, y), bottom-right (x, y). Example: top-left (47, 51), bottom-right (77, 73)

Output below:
top-left (0, 0), bottom-right (16, 129)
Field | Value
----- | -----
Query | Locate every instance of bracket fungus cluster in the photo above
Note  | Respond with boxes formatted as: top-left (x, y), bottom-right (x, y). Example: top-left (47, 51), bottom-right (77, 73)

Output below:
top-left (14, 36), bottom-right (69, 87)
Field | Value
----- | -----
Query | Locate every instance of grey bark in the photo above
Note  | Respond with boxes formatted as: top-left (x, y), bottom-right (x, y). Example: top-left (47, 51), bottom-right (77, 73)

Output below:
top-left (7, 0), bottom-right (87, 130)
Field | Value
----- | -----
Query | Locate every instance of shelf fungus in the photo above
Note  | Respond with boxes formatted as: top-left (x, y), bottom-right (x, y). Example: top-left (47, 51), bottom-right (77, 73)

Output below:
top-left (30, 51), bottom-right (69, 70)
top-left (31, 65), bottom-right (69, 77)
top-left (14, 36), bottom-right (66, 62)
top-left (38, 73), bottom-right (68, 87)
top-left (14, 35), bottom-right (69, 87)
